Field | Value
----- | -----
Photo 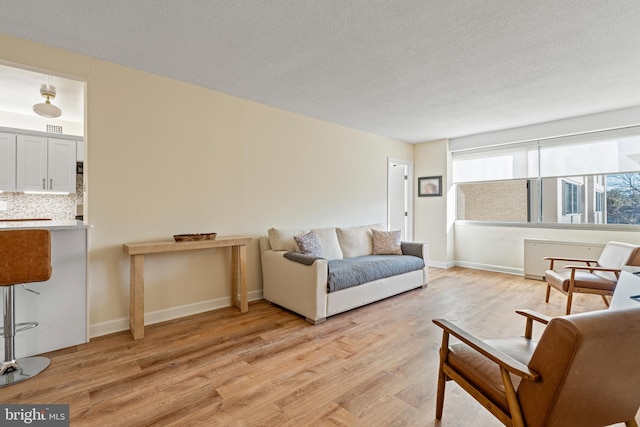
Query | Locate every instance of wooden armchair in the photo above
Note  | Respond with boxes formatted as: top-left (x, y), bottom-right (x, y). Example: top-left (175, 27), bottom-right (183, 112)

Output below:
top-left (433, 308), bottom-right (640, 427)
top-left (544, 241), bottom-right (640, 314)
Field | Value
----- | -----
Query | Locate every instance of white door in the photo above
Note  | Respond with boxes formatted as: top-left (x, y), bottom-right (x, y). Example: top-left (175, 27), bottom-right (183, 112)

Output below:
top-left (388, 158), bottom-right (414, 241)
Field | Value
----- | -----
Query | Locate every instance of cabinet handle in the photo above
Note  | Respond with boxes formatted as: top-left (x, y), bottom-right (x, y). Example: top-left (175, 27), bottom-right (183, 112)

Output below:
top-left (50, 179), bottom-right (53, 190)
top-left (42, 179), bottom-right (46, 190)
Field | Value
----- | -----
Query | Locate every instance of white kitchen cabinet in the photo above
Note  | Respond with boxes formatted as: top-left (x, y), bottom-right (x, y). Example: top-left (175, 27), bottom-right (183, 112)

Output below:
top-left (76, 140), bottom-right (84, 162)
top-left (48, 138), bottom-right (77, 192)
top-left (0, 132), bottom-right (16, 191)
top-left (16, 135), bottom-right (76, 193)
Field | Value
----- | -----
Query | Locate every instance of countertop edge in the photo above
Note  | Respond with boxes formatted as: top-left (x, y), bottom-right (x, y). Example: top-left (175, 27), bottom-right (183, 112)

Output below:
top-left (0, 220), bottom-right (89, 230)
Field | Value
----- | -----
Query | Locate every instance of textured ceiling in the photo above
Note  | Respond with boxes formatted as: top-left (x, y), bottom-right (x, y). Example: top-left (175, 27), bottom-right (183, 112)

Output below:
top-left (1, 1), bottom-right (639, 142)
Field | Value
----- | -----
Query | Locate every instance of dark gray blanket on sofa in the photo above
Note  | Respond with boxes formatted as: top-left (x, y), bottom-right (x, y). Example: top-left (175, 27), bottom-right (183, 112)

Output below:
top-left (327, 255), bottom-right (424, 293)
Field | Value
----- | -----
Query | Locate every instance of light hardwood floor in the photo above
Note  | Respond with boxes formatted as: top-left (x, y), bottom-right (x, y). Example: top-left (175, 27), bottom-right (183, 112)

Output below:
top-left (1, 267), bottom-right (637, 426)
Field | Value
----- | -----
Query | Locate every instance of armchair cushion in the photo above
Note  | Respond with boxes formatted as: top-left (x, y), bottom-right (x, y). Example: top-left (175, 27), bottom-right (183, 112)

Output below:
top-left (545, 269), bottom-right (617, 292)
top-left (448, 337), bottom-right (537, 414)
top-left (595, 241), bottom-right (640, 280)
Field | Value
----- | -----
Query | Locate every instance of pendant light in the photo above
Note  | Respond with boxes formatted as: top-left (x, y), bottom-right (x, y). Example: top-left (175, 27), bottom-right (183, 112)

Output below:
top-left (33, 76), bottom-right (62, 118)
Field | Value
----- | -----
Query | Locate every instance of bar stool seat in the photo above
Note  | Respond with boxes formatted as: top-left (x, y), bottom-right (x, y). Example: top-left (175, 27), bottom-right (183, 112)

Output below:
top-left (0, 229), bottom-right (52, 388)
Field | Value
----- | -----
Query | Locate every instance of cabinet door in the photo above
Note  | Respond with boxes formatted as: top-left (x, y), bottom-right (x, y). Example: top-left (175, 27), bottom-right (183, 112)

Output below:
top-left (76, 140), bottom-right (84, 162)
top-left (16, 134), bottom-right (48, 192)
top-left (48, 138), bottom-right (76, 193)
top-left (0, 132), bottom-right (16, 191)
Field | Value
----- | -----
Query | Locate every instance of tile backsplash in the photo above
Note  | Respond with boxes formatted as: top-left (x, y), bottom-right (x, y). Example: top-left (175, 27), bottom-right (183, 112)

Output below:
top-left (0, 174), bottom-right (83, 220)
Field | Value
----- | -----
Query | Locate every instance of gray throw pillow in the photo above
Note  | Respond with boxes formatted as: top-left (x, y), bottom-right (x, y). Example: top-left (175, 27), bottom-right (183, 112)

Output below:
top-left (294, 231), bottom-right (324, 258)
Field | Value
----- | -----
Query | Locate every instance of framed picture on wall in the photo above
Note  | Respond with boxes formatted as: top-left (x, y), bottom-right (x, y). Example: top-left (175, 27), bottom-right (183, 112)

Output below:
top-left (418, 176), bottom-right (442, 197)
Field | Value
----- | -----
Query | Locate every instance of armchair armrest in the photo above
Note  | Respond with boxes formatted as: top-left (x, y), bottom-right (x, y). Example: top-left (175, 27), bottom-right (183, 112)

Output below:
top-left (563, 265), bottom-right (622, 273)
top-left (516, 309), bottom-right (550, 339)
top-left (516, 309), bottom-right (551, 325)
top-left (543, 256), bottom-right (597, 263)
top-left (432, 319), bottom-right (540, 382)
top-left (544, 256), bottom-right (597, 270)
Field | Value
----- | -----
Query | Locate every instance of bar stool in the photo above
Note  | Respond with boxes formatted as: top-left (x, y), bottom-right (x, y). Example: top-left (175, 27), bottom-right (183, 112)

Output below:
top-left (0, 229), bottom-right (52, 388)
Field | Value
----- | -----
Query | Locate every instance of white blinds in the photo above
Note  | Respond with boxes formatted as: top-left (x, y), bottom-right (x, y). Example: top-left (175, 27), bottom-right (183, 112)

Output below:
top-left (452, 126), bottom-right (640, 183)
top-left (452, 142), bottom-right (538, 183)
top-left (538, 130), bottom-right (640, 178)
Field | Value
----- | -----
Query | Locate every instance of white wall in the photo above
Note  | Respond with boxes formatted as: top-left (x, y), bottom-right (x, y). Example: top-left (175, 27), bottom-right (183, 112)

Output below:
top-left (0, 34), bottom-right (414, 336)
top-left (414, 139), bottom-right (452, 267)
top-left (0, 110), bottom-right (83, 137)
top-left (455, 223), bottom-right (640, 275)
top-left (450, 106), bottom-right (640, 275)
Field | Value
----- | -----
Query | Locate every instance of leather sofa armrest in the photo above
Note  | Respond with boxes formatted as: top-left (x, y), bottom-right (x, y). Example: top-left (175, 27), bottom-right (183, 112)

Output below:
top-left (401, 241), bottom-right (428, 259)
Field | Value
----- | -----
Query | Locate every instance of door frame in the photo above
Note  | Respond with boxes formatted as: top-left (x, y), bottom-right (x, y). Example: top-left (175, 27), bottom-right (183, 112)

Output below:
top-left (387, 157), bottom-right (414, 241)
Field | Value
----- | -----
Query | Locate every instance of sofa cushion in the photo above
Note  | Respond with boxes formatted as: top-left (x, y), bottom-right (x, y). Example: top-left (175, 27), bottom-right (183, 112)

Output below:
top-left (294, 231), bottom-right (324, 257)
top-left (311, 227), bottom-right (343, 260)
top-left (268, 228), bottom-right (310, 252)
top-left (327, 255), bottom-right (425, 292)
top-left (336, 224), bottom-right (385, 258)
top-left (372, 229), bottom-right (402, 255)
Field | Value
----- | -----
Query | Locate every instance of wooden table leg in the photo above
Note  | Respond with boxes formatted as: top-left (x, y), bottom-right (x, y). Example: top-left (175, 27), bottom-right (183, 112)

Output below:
top-left (130, 254), bottom-right (145, 340)
top-left (231, 245), bottom-right (248, 313)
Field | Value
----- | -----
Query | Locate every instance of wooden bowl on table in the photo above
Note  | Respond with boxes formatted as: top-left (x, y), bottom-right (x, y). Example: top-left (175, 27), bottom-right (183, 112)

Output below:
top-left (173, 233), bottom-right (217, 242)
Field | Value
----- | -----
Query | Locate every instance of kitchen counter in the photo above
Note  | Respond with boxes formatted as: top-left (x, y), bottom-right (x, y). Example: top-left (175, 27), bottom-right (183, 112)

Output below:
top-left (0, 220), bottom-right (88, 230)
top-left (0, 222), bottom-right (88, 358)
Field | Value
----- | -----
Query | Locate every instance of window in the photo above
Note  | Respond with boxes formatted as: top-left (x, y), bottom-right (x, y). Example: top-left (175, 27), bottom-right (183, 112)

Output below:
top-left (453, 127), bottom-right (640, 226)
top-left (562, 180), bottom-right (581, 216)
top-left (606, 173), bottom-right (640, 225)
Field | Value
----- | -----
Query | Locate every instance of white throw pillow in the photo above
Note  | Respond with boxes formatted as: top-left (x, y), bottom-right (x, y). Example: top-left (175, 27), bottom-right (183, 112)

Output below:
top-left (336, 223), bottom-right (385, 258)
top-left (311, 227), bottom-right (344, 260)
top-left (268, 228), bottom-right (310, 252)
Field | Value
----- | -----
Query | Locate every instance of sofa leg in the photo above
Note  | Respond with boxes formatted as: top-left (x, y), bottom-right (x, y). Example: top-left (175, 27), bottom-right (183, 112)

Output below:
top-left (305, 317), bottom-right (326, 325)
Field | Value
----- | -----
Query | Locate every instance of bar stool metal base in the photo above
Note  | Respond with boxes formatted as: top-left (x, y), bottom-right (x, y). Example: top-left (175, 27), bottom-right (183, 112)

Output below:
top-left (0, 356), bottom-right (50, 388)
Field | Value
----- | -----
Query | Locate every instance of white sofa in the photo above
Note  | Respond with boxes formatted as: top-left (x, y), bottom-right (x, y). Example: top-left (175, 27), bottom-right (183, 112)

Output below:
top-left (260, 224), bottom-right (429, 324)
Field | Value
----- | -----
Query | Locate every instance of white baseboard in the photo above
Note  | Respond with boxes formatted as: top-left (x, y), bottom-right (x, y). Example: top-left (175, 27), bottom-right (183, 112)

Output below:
top-left (428, 260), bottom-right (453, 269)
top-left (454, 260), bottom-right (523, 276)
top-left (90, 290), bottom-right (263, 338)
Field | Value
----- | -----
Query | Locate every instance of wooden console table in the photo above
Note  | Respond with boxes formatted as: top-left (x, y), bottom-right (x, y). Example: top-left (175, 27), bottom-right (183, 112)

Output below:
top-left (123, 236), bottom-right (252, 340)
